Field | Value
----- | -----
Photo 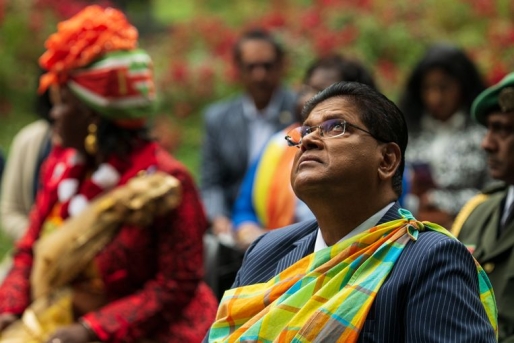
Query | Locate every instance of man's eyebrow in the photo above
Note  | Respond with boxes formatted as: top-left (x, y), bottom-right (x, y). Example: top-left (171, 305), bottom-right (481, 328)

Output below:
top-left (303, 113), bottom-right (348, 125)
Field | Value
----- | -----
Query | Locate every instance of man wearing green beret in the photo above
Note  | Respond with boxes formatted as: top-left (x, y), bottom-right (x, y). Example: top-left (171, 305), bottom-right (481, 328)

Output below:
top-left (452, 72), bottom-right (514, 342)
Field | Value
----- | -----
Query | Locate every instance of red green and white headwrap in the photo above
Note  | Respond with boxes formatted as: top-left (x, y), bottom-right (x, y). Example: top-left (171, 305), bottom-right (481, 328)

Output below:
top-left (38, 5), bottom-right (156, 128)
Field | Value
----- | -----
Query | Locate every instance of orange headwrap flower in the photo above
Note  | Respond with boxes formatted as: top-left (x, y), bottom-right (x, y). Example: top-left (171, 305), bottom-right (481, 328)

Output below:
top-left (39, 5), bottom-right (138, 93)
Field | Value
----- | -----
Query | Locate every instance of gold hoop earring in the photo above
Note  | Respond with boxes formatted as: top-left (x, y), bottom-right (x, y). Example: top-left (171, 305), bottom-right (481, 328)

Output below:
top-left (84, 123), bottom-right (98, 155)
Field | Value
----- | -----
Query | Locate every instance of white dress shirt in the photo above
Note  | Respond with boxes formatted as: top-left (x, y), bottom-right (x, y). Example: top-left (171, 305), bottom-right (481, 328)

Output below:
top-left (242, 90), bottom-right (284, 164)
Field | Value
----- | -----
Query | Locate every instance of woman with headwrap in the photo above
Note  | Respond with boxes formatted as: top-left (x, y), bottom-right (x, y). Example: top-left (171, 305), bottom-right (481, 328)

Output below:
top-left (0, 6), bottom-right (217, 343)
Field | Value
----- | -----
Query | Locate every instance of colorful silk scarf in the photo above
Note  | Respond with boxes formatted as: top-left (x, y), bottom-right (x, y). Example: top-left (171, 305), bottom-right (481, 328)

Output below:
top-left (209, 210), bottom-right (497, 342)
top-left (254, 124), bottom-right (299, 229)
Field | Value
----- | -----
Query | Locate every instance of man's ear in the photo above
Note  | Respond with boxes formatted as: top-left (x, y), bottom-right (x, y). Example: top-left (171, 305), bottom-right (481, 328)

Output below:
top-left (378, 142), bottom-right (401, 181)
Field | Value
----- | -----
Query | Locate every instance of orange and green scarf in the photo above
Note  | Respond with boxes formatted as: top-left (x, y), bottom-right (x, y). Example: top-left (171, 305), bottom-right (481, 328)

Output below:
top-left (209, 209), bottom-right (497, 342)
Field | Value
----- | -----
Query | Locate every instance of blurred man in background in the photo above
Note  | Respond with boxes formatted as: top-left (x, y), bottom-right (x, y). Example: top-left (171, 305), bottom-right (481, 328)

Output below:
top-left (200, 28), bottom-right (296, 299)
top-left (200, 28), bottom-right (296, 237)
top-left (452, 72), bottom-right (514, 342)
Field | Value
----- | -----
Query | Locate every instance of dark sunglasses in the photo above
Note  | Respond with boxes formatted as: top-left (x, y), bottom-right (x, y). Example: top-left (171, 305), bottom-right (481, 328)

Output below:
top-left (240, 61), bottom-right (277, 73)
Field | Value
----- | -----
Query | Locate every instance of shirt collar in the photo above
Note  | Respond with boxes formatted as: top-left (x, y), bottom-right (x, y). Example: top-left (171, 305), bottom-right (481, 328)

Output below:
top-left (314, 202), bottom-right (395, 252)
top-left (242, 87), bottom-right (283, 120)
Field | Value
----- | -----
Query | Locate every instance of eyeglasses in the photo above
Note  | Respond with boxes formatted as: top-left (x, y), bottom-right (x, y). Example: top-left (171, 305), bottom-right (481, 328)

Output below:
top-left (240, 61), bottom-right (277, 73)
top-left (285, 118), bottom-right (387, 147)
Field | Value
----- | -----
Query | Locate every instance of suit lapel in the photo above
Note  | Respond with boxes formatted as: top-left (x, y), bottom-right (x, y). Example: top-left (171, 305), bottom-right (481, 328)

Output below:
top-left (473, 193), bottom-right (510, 261)
top-left (231, 100), bottom-right (249, 166)
top-left (497, 218), bottom-right (514, 244)
top-left (275, 221), bottom-right (318, 275)
top-left (378, 202), bottom-right (402, 224)
top-left (484, 211), bottom-right (514, 261)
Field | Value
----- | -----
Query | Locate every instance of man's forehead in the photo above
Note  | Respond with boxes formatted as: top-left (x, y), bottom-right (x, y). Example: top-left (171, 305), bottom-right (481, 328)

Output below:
top-left (240, 40), bottom-right (276, 60)
top-left (486, 110), bottom-right (514, 123)
top-left (304, 97), bottom-right (360, 124)
top-left (487, 110), bottom-right (514, 120)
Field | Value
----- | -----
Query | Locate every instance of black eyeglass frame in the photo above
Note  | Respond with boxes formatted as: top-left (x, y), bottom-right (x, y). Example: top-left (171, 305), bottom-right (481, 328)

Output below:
top-left (285, 119), bottom-right (389, 147)
top-left (239, 60), bottom-right (278, 73)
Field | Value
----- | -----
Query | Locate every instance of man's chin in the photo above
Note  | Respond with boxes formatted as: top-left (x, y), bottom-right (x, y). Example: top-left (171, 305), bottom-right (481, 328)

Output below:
top-left (488, 168), bottom-right (504, 181)
top-left (292, 173), bottom-right (325, 196)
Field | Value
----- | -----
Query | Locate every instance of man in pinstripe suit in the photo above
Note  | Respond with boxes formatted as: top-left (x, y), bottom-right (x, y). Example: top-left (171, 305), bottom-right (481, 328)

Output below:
top-left (205, 82), bottom-right (496, 342)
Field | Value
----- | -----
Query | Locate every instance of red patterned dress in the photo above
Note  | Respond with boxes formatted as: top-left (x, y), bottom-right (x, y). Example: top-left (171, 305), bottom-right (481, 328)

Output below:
top-left (0, 142), bottom-right (217, 343)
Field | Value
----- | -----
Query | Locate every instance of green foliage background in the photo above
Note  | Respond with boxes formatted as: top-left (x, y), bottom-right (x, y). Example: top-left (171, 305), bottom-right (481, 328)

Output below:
top-left (0, 0), bottom-right (513, 255)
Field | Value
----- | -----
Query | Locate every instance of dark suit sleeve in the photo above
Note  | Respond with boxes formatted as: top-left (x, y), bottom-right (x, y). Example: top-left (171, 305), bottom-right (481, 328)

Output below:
top-left (231, 232), bottom-right (267, 288)
top-left (405, 237), bottom-right (496, 342)
top-left (200, 107), bottom-right (228, 220)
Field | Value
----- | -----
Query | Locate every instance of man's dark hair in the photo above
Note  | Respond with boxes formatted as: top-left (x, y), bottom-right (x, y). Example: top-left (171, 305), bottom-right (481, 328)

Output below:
top-left (304, 54), bottom-right (377, 90)
top-left (302, 82), bottom-right (408, 197)
top-left (232, 28), bottom-right (284, 65)
top-left (399, 43), bottom-right (486, 131)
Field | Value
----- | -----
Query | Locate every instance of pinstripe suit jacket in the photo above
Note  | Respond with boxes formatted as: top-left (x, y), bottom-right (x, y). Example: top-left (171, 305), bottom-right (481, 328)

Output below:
top-left (229, 203), bottom-right (496, 342)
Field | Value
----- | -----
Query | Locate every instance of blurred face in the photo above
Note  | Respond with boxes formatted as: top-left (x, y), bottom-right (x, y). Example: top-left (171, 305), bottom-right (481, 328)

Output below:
top-left (291, 97), bottom-right (382, 199)
top-left (237, 39), bottom-right (283, 108)
top-left (421, 68), bottom-right (462, 121)
top-left (481, 111), bottom-right (514, 184)
top-left (296, 68), bottom-right (341, 120)
top-left (50, 86), bottom-right (95, 151)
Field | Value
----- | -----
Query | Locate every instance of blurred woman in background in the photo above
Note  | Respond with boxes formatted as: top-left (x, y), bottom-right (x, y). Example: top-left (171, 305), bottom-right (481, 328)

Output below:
top-left (400, 43), bottom-right (489, 227)
top-left (0, 6), bottom-right (217, 343)
top-left (1, 71), bottom-right (54, 243)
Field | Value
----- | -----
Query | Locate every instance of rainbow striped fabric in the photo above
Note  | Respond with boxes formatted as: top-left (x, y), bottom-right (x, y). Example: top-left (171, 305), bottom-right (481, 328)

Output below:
top-left (253, 125), bottom-right (298, 229)
top-left (209, 210), bottom-right (497, 342)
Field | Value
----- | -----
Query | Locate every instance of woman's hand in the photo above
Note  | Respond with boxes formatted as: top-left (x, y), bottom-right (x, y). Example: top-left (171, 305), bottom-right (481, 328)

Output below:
top-left (236, 223), bottom-right (266, 251)
top-left (45, 323), bottom-right (95, 343)
top-left (212, 215), bottom-right (233, 236)
top-left (0, 313), bottom-right (18, 332)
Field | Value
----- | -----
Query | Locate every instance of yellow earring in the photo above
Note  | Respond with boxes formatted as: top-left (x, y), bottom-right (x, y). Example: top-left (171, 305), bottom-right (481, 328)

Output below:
top-left (84, 123), bottom-right (98, 155)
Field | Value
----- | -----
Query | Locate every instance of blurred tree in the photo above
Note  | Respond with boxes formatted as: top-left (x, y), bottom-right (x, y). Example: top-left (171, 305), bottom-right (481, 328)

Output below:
top-left (1, 0), bottom-right (513, 173)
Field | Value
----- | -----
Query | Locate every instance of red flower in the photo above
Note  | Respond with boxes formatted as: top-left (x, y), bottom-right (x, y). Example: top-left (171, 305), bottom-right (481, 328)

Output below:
top-left (377, 59), bottom-right (399, 84)
top-left (316, 0), bottom-right (343, 8)
top-left (195, 65), bottom-right (215, 97)
top-left (173, 102), bottom-right (193, 118)
top-left (261, 12), bottom-right (287, 30)
top-left (471, 0), bottom-right (496, 17)
top-left (355, 0), bottom-right (372, 11)
top-left (213, 34), bottom-right (237, 58)
top-left (0, 0), bottom-right (5, 25)
top-left (487, 63), bottom-right (509, 86)
top-left (29, 11), bottom-right (48, 32)
top-left (300, 9), bottom-right (321, 31)
top-left (225, 63), bottom-right (239, 84)
top-left (339, 25), bottom-right (359, 45)
top-left (169, 61), bottom-right (190, 84)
